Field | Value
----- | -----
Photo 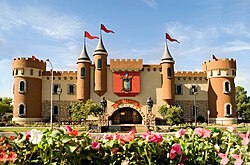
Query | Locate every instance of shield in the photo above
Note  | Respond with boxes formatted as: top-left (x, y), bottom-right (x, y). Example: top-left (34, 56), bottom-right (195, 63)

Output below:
top-left (123, 78), bottom-right (131, 92)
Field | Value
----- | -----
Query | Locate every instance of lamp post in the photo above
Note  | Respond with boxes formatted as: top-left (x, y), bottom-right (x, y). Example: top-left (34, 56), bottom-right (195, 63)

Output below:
top-left (207, 109), bottom-right (210, 125)
top-left (194, 92), bottom-right (198, 128)
top-left (45, 59), bottom-right (53, 129)
top-left (57, 87), bottom-right (62, 127)
top-left (146, 97), bottom-right (153, 130)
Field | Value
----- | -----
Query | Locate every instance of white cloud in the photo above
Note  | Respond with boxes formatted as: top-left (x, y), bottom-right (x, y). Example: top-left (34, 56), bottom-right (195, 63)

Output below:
top-left (142, 0), bottom-right (159, 9)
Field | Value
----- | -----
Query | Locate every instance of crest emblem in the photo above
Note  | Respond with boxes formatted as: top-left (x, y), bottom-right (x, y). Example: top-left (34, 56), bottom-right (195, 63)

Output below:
top-left (121, 71), bottom-right (134, 92)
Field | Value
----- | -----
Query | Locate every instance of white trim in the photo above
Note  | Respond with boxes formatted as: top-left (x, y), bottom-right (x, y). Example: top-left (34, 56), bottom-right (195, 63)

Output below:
top-left (210, 117), bottom-right (237, 125)
top-left (18, 80), bottom-right (27, 93)
top-left (18, 103), bottom-right (26, 117)
top-left (223, 80), bottom-right (231, 94)
top-left (224, 103), bottom-right (232, 116)
top-left (12, 118), bottom-right (42, 123)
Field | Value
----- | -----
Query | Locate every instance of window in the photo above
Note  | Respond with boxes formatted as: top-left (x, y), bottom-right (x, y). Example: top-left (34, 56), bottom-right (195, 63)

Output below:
top-left (68, 84), bottom-right (76, 94)
top-left (224, 103), bottom-right (232, 116)
top-left (167, 67), bottom-right (172, 77)
top-left (223, 81), bottom-right (231, 93)
top-left (97, 59), bottom-right (102, 69)
top-left (30, 69), bottom-right (33, 75)
top-left (81, 67), bottom-right (86, 78)
top-left (175, 84), bottom-right (183, 95)
top-left (53, 84), bottom-right (60, 94)
top-left (19, 104), bottom-right (26, 116)
top-left (53, 106), bottom-right (59, 115)
top-left (19, 80), bottom-right (27, 93)
top-left (190, 85), bottom-right (198, 95)
top-left (39, 70), bottom-right (41, 77)
top-left (15, 69), bottom-right (18, 75)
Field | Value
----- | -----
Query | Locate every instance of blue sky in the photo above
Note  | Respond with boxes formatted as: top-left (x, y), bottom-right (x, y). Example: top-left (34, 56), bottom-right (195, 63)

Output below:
top-left (1, 0), bottom-right (250, 98)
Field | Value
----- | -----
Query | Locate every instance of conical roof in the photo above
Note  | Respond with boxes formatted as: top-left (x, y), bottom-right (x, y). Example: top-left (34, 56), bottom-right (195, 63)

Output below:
top-left (160, 42), bottom-right (175, 64)
top-left (77, 43), bottom-right (91, 64)
top-left (93, 35), bottom-right (108, 56)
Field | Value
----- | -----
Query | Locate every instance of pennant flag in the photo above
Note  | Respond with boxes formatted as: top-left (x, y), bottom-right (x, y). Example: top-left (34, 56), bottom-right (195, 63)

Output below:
top-left (212, 55), bottom-right (218, 60)
top-left (166, 33), bottom-right (180, 43)
top-left (101, 24), bottom-right (114, 33)
top-left (31, 55), bottom-right (36, 60)
top-left (85, 31), bottom-right (99, 39)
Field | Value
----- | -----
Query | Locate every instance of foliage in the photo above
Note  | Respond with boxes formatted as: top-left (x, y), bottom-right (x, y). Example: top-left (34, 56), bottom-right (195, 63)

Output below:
top-left (69, 99), bottom-right (102, 122)
top-left (197, 115), bottom-right (205, 123)
top-left (0, 97), bottom-right (12, 116)
top-left (158, 105), bottom-right (183, 125)
top-left (235, 86), bottom-right (250, 119)
top-left (0, 126), bottom-right (249, 164)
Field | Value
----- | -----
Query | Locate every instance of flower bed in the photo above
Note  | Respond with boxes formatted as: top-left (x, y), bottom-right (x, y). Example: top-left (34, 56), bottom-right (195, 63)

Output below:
top-left (0, 126), bottom-right (249, 164)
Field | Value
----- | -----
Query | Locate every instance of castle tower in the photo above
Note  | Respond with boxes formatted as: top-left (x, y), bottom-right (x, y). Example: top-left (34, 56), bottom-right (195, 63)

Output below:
top-left (12, 57), bottom-right (46, 123)
top-left (202, 58), bottom-right (237, 124)
top-left (160, 43), bottom-right (175, 105)
top-left (77, 43), bottom-right (91, 101)
top-left (93, 35), bottom-right (108, 96)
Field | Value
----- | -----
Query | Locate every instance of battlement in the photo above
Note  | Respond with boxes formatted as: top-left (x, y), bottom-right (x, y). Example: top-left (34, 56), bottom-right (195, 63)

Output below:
top-left (43, 70), bottom-right (77, 76)
top-left (12, 57), bottom-right (46, 71)
top-left (202, 58), bottom-right (236, 71)
top-left (175, 71), bottom-right (206, 77)
top-left (110, 59), bottom-right (143, 71)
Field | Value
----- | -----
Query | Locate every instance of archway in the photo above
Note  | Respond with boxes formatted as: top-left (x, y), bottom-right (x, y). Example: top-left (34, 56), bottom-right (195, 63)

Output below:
top-left (111, 107), bottom-right (142, 124)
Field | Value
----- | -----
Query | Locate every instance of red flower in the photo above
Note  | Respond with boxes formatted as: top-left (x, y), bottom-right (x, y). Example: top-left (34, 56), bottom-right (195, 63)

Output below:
top-left (175, 129), bottom-right (186, 138)
top-left (8, 151), bottom-right (17, 163)
top-left (9, 136), bottom-right (15, 141)
top-left (68, 130), bottom-right (79, 136)
top-left (111, 147), bottom-right (118, 154)
top-left (103, 134), bottom-right (113, 140)
top-left (141, 130), bottom-right (163, 144)
top-left (170, 143), bottom-right (182, 159)
top-left (65, 126), bottom-right (73, 132)
top-left (239, 132), bottom-right (249, 146)
top-left (91, 142), bottom-right (100, 150)
top-left (25, 130), bottom-right (31, 140)
top-left (194, 128), bottom-right (211, 138)
top-left (0, 152), bottom-right (7, 163)
top-left (232, 154), bottom-right (243, 165)
top-left (218, 153), bottom-right (229, 165)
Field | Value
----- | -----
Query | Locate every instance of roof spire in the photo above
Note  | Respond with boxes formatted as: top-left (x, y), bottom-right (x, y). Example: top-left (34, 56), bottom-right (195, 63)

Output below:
top-left (160, 41), bottom-right (175, 64)
top-left (94, 34), bottom-right (107, 55)
top-left (77, 42), bottom-right (91, 64)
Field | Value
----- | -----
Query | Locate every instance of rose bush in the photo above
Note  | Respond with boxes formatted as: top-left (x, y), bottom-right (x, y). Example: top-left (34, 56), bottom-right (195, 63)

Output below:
top-left (0, 126), bottom-right (249, 164)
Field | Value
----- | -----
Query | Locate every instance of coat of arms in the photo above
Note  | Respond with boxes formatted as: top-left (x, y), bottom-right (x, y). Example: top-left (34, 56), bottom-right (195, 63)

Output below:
top-left (120, 71), bottom-right (134, 92)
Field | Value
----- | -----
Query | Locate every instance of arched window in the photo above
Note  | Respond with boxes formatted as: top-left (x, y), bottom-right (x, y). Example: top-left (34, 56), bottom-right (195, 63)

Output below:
top-left (224, 103), bottom-right (232, 116)
top-left (223, 81), bottom-right (231, 93)
top-left (53, 106), bottom-right (59, 115)
top-left (97, 59), bottom-right (102, 69)
top-left (19, 80), bottom-right (26, 93)
top-left (81, 67), bottom-right (85, 78)
top-left (167, 67), bottom-right (172, 77)
top-left (19, 104), bottom-right (26, 116)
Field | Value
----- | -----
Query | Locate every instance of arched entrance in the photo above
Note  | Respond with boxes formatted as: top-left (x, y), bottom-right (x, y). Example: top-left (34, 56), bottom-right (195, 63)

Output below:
top-left (111, 107), bottom-right (142, 124)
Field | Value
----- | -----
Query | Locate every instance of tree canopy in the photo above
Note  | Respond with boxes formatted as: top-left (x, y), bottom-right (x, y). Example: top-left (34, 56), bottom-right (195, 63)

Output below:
top-left (0, 97), bottom-right (12, 116)
top-left (69, 99), bottom-right (102, 122)
top-left (158, 104), bottom-right (183, 125)
top-left (235, 86), bottom-right (250, 119)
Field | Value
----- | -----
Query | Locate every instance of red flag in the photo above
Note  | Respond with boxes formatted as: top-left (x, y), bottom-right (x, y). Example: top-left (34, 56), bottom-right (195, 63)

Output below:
top-left (31, 55), bottom-right (36, 60)
top-left (212, 55), bottom-right (218, 60)
top-left (166, 33), bottom-right (180, 43)
top-left (85, 31), bottom-right (99, 39)
top-left (101, 24), bottom-right (114, 33)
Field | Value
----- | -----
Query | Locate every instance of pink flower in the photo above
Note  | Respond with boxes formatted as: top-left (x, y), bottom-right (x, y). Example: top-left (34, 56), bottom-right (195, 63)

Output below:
top-left (218, 153), bottom-right (229, 165)
top-left (113, 133), bottom-right (120, 140)
top-left (111, 147), bottom-right (118, 154)
top-left (25, 130), bottom-right (31, 140)
top-left (8, 151), bottom-right (17, 163)
top-left (65, 125), bottom-right (73, 132)
top-left (239, 132), bottom-right (249, 146)
top-left (121, 160), bottom-right (129, 165)
top-left (227, 126), bottom-right (236, 133)
top-left (95, 136), bottom-right (100, 140)
top-left (178, 163), bottom-right (184, 165)
top-left (232, 154), bottom-right (243, 165)
top-left (91, 142), bottom-right (101, 150)
top-left (0, 152), bottom-right (7, 163)
top-left (170, 143), bottom-right (182, 159)
top-left (194, 128), bottom-right (211, 138)
top-left (103, 134), bottom-right (113, 140)
top-left (175, 129), bottom-right (186, 138)
top-left (141, 130), bottom-right (163, 144)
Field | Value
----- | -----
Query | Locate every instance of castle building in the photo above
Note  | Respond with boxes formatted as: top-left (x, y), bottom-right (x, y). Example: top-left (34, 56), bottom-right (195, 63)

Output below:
top-left (12, 35), bottom-right (237, 125)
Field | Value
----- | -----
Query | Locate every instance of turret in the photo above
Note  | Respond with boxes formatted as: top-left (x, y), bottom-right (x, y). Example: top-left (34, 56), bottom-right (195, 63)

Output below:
top-left (77, 43), bottom-right (91, 101)
top-left (93, 36), bottom-right (108, 96)
top-left (202, 58), bottom-right (237, 124)
top-left (12, 57), bottom-right (46, 123)
top-left (160, 43), bottom-right (175, 105)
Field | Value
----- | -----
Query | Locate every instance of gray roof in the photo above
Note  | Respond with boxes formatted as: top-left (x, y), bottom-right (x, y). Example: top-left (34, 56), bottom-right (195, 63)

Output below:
top-left (93, 35), bottom-right (108, 56)
top-left (77, 43), bottom-right (91, 64)
top-left (160, 42), bottom-right (175, 64)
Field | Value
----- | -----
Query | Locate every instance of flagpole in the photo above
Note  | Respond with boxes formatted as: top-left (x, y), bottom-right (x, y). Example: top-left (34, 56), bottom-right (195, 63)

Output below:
top-left (100, 24), bottom-right (102, 39)
top-left (84, 31), bottom-right (86, 47)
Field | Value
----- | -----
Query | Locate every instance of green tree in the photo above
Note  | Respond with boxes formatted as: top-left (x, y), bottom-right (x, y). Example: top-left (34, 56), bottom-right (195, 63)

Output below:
top-left (158, 104), bottom-right (183, 125)
top-left (69, 99), bottom-right (102, 122)
top-left (0, 97), bottom-right (12, 116)
top-left (235, 86), bottom-right (250, 119)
